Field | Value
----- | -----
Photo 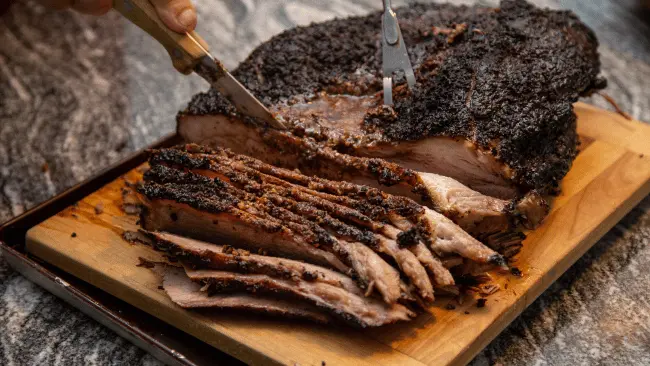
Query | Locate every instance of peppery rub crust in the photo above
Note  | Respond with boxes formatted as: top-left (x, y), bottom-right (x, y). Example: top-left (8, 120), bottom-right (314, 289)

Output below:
top-left (182, 0), bottom-right (604, 193)
top-left (149, 145), bottom-right (426, 222)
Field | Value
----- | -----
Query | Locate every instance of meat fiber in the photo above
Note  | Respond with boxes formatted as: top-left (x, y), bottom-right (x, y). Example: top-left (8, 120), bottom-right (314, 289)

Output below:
top-left (178, 0), bottom-right (603, 203)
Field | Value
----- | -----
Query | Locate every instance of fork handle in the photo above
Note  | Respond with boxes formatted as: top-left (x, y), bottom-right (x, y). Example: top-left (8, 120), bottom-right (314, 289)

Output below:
top-left (113, 0), bottom-right (208, 74)
top-left (382, 0), bottom-right (399, 45)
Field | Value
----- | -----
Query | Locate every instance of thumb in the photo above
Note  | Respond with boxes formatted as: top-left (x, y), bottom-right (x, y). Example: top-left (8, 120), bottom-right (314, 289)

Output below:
top-left (150, 0), bottom-right (197, 33)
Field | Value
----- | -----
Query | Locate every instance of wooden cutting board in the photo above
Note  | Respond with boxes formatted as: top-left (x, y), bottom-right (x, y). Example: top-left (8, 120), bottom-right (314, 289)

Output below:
top-left (25, 102), bottom-right (650, 366)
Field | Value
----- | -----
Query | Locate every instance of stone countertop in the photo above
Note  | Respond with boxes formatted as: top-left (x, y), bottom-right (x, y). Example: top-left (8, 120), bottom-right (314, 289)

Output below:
top-left (1, 0), bottom-right (649, 365)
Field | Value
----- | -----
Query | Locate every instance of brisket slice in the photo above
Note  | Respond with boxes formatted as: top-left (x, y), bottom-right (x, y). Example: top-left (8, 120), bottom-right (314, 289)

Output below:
top-left (383, 218), bottom-right (454, 287)
top-left (179, 0), bottom-right (603, 200)
top-left (184, 267), bottom-right (414, 328)
top-left (141, 230), bottom-right (366, 297)
top-left (152, 264), bottom-right (331, 323)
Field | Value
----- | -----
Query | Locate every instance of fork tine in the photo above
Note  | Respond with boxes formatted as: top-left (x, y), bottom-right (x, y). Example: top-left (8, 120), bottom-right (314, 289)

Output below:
top-left (404, 67), bottom-right (416, 89)
top-left (381, 1), bottom-right (416, 106)
top-left (383, 77), bottom-right (393, 105)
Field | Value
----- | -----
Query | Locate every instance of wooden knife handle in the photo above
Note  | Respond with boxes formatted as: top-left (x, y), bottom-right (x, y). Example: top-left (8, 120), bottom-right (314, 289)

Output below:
top-left (113, 0), bottom-right (208, 74)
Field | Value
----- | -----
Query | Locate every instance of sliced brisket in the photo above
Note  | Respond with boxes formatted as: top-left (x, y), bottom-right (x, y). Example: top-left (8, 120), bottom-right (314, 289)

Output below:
top-left (138, 145), bottom-right (510, 305)
top-left (184, 267), bottom-right (415, 328)
top-left (153, 264), bottom-right (331, 323)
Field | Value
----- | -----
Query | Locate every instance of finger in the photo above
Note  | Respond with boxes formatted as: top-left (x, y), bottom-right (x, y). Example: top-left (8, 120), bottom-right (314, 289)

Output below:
top-left (150, 0), bottom-right (197, 33)
top-left (71, 0), bottom-right (112, 15)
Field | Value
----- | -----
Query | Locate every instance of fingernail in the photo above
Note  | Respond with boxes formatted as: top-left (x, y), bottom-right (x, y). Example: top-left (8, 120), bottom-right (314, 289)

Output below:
top-left (177, 8), bottom-right (196, 30)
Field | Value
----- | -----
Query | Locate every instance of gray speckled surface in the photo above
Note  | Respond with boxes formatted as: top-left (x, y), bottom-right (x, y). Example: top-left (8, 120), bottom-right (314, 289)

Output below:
top-left (1, 0), bottom-right (649, 365)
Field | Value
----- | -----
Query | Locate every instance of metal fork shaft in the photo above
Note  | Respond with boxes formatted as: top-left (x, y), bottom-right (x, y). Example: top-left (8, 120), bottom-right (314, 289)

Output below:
top-left (381, 0), bottom-right (416, 106)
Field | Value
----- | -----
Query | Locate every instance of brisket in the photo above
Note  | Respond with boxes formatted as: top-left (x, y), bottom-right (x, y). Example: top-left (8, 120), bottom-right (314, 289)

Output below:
top-left (178, 0), bottom-right (603, 201)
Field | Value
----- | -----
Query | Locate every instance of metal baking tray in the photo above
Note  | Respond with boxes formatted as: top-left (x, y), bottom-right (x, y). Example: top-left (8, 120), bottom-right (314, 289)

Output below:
top-left (0, 134), bottom-right (244, 366)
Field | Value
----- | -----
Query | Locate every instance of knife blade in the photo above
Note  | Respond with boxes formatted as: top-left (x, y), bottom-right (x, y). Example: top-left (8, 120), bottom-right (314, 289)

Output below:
top-left (186, 36), bottom-right (285, 129)
top-left (113, 0), bottom-right (285, 130)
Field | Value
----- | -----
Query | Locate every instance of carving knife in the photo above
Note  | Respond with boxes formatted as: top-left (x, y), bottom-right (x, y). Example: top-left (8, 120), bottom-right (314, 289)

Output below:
top-left (113, 0), bottom-right (286, 129)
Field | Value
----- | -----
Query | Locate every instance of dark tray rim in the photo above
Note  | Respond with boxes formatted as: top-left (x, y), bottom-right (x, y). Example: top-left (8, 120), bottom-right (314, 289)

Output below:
top-left (0, 134), bottom-right (243, 366)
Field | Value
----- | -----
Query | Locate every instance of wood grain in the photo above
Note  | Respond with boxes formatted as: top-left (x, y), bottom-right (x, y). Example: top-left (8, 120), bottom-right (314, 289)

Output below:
top-left (575, 102), bottom-right (650, 156)
top-left (24, 105), bottom-right (650, 366)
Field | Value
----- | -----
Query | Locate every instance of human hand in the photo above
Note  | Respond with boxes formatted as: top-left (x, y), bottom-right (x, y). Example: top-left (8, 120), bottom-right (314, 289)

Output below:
top-left (37, 0), bottom-right (197, 33)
